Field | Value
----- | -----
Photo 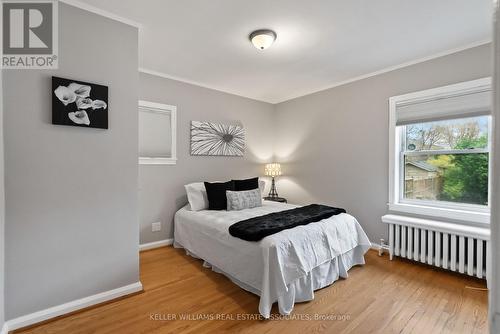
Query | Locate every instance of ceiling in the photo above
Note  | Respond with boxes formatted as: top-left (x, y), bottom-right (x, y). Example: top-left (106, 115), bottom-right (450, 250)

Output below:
top-left (76, 0), bottom-right (492, 104)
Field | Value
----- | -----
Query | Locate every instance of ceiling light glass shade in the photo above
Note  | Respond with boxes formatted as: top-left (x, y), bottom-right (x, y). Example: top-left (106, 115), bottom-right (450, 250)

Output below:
top-left (249, 30), bottom-right (277, 50)
top-left (265, 163), bottom-right (282, 177)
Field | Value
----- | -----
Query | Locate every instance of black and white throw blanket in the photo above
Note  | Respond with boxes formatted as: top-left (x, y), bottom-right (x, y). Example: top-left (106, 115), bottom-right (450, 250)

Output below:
top-left (229, 204), bottom-right (346, 241)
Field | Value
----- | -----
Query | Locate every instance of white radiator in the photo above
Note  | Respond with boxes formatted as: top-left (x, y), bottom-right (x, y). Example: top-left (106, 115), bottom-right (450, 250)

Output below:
top-left (382, 214), bottom-right (490, 280)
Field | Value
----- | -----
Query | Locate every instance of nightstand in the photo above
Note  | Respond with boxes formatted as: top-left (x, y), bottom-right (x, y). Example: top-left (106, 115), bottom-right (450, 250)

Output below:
top-left (263, 196), bottom-right (287, 203)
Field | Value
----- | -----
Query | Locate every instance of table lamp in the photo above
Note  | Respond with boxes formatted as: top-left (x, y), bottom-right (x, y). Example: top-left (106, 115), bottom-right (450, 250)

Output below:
top-left (264, 163), bottom-right (282, 198)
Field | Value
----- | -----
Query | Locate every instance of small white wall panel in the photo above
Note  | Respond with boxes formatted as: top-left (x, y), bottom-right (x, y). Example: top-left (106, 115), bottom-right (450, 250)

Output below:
top-left (427, 230), bottom-right (433, 265)
top-left (420, 230), bottom-right (426, 263)
top-left (389, 224), bottom-right (394, 260)
top-left (477, 240), bottom-right (484, 279)
top-left (450, 235), bottom-right (457, 271)
top-left (401, 226), bottom-right (407, 258)
top-left (486, 241), bottom-right (491, 284)
top-left (458, 236), bottom-right (465, 273)
top-left (408, 227), bottom-right (413, 260)
top-left (395, 225), bottom-right (400, 256)
top-left (435, 231), bottom-right (441, 267)
top-left (442, 233), bottom-right (449, 269)
top-left (467, 238), bottom-right (474, 276)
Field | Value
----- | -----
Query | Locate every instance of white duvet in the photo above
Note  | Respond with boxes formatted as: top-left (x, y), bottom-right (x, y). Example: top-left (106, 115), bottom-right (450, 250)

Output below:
top-left (174, 201), bottom-right (371, 317)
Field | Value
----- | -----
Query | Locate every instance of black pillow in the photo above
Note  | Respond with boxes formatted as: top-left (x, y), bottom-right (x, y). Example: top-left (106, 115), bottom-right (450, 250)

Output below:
top-left (233, 177), bottom-right (259, 191)
top-left (204, 181), bottom-right (235, 210)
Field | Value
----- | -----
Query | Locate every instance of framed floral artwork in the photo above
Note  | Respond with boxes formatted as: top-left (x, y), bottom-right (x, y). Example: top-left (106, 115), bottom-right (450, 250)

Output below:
top-left (190, 121), bottom-right (245, 156)
top-left (52, 76), bottom-right (108, 129)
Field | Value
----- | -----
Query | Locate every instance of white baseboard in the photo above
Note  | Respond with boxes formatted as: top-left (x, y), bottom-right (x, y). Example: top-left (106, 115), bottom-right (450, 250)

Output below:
top-left (139, 238), bottom-right (173, 251)
top-left (4, 282), bottom-right (143, 332)
top-left (370, 241), bottom-right (390, 253)
top-left (1, 323), bottom-right (7, 334)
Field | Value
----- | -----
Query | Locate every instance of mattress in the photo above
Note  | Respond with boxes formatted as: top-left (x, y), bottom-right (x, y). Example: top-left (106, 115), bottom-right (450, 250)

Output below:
top-left (174, 201), bottom-right (371, 317)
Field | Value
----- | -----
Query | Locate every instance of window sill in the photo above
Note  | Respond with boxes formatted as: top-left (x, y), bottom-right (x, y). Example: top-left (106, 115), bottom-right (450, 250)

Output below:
top-left (388, 202), bottom-right (490, 225)
top-left (139, 157), bottom-right (177, 165)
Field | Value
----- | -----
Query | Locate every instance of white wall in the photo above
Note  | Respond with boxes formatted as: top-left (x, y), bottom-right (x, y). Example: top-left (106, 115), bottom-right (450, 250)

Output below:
top-left (273, 44), bottom-right (492, 243)
top-left (3, 4), bottom-right (139, 319)
top-left (139, 73), bottom-right (275, 244)
top-left (0, 55), bottom-right (5, 333)
top-left (490, 1), bottom-right (500, 332)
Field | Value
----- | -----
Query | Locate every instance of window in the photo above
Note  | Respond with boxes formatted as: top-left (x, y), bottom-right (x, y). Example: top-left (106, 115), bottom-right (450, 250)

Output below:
top-left (402, 116), bottom-right (490, 205)
top-left (138, 100), bottom-right (177, 165)
top-left (389, 78), bottom-right (491, 224)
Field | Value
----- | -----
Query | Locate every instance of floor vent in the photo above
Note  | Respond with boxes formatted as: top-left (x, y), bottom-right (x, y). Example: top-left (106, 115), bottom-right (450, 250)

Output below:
top-left (382, 214), bottom-right (490, 280)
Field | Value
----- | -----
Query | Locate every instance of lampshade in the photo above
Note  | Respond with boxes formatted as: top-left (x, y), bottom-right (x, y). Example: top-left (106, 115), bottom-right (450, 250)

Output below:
top-left (264, 163), bottom-right (282, 177)
top-left (249, 30), bottom-right (277, 50)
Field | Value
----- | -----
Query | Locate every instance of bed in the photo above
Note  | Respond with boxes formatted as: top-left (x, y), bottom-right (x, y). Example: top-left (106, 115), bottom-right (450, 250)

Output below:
top-left (174, 200), bottom-right (371, 318)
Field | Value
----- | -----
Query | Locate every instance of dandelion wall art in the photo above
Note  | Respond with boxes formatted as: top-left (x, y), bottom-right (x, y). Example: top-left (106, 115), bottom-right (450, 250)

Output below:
top-left (190, 121), bottom-right (245, 156)
top-left (52, 76), bottom-right (108, 129)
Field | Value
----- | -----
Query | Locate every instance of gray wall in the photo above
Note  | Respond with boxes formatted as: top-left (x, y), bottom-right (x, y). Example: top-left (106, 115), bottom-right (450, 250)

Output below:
top-left (139, 73), bottom-right (274, 244)
top-left (491, 4), bottom-right (500, 329)
top-left (0, 60), bottom-right (4, 330)
top-left (3, 4), bottom-right (139, 319)
top-left (273, 44), bottom-right (492, 243)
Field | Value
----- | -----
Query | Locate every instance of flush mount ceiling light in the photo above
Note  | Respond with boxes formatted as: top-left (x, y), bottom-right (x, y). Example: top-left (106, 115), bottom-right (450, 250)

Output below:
top-left (249, 29), bottom-right (277, 50)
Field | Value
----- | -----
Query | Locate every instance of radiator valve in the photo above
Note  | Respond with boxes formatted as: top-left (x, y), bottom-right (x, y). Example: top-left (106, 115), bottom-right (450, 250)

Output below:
top-left (379, 238), bottom-right (388, 256)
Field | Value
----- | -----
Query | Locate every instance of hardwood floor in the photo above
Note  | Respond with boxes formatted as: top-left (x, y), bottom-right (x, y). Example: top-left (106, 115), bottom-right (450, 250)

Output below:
top-left (16, 247), bottom-right (488, 334)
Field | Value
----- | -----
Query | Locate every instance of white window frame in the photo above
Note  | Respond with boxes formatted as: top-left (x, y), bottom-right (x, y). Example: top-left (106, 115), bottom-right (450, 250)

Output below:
top-left (138, 100), bottom-right (177, 165)
top-left (388, 78), bottom-right (492, 225)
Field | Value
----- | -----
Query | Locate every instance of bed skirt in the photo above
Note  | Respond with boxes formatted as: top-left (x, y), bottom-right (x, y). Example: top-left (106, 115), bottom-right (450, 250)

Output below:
top-left (175, 242), bottom-right (368, 318)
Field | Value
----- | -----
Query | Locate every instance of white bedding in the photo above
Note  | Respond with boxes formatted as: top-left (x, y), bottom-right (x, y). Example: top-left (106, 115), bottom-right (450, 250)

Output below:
top-left (174, 201), bottom-right (371, 317)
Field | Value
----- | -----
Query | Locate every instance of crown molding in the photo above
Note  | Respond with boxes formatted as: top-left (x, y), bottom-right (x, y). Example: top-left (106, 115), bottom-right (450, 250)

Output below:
top-left (59, 0), bottom-right (142, 29)
top-left (138, 67), bottom-right (272, 104)
top-left (276, 39), bottom-right (492, 103)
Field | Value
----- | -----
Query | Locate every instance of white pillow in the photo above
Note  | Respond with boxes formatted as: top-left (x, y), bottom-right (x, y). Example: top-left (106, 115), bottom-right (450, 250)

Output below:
top-left (184, 182), bottom-right (209, 211)
top-left (259, 180), bottom-right (266, 195)
top-left (226, 189), bottom-right (262, 211)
